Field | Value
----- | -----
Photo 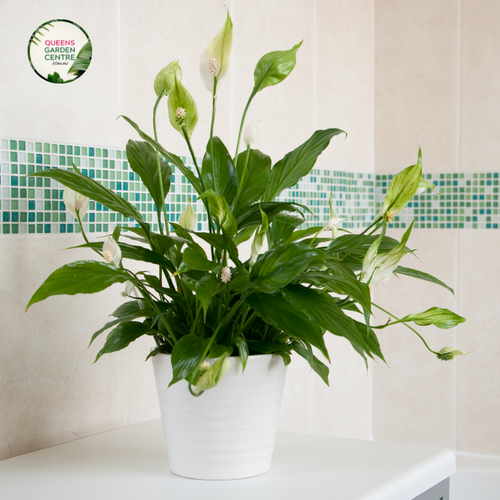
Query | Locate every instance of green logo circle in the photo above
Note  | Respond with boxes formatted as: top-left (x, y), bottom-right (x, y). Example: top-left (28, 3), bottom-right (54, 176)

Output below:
top-left (27, 19), bottom-right (92, 84)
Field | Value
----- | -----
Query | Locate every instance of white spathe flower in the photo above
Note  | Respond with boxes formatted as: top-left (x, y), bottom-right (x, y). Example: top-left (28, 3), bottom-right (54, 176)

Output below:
top-left (437, 346), bottom-right (471, 361)
top-left (121, 280), bottom-right (137, 297)
top-left (242, 119), bottom-right (261, 146)
top-left (199, 10), bottom-right (233, 92)
top-left (192, 355), bottom-right (232, 394)
top-left (103, 235), bottom-right (122, 267)
top-left (323, 217), bottom-right (346, 239)
top-left (63, 186), bottom-right (89, 220)
top-left (361, 222), bottom-right (413, 289)
top-left (178, 200), bottom-right (196, 230)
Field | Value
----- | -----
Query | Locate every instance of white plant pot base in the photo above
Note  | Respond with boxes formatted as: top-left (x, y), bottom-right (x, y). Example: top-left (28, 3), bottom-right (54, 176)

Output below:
top-left (152, 354), bottom-right (287, 480)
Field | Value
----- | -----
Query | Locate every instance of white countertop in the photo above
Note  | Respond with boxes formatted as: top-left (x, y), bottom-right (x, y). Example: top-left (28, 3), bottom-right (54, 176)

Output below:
top-left (0, 419), bottom-right (455, 500)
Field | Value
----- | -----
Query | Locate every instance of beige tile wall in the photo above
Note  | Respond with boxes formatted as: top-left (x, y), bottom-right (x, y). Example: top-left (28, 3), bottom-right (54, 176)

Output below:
top-left (373, 0), bottom-right (500, 458)
top-left (0, 0), bottom-right (374, 460)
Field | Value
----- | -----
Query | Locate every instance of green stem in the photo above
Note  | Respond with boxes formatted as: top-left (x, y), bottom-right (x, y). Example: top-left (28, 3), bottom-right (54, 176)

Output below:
top-left (133, 276), bottom-right (178, 344)
top-left (180, 126), bottom-right (214, 242)
top-left (233, 144), bottom-right (251, 211)
top-left (210, 76), bottom-right (218, 139)
top-left (233, 89), bottom-right (258, 171)
top-left (372, 302), bottom-right (438, 355)
top-left (75, 210), bottom-right (103, 259)
top-left (190, 297), bottom-right (246, 383)
top-left (153, 91), bottom-right (169, 235)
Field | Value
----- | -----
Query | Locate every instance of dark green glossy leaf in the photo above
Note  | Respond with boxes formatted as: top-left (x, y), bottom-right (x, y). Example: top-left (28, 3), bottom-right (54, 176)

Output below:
top-left (234, 337), bottom-right (249, 370)
top-left (236, 202), bottom-right (305, 231)
top-left (126, 140), bottom-right (172, 213)
top-left (176, 245), bottom-right (221, 274)
top-left (253, 41), bottom-right (302, 93)
top-left (95, 321), bottom-right (156, 361)
top-left (170, 334), bottom-right (208, 386)
top-left (202, 137), bottom-right (238, 206)
top-left (263, 128), bottom-right (346, 201)
top-left (29, 168), bottom-right (145, 227)
top-left (250, 243), bottom-right (319, 293)
top-left (267, 213), bottom-right (304, 248)
top-left (393, 266), bottom-right (455, 295)
top-left (245, 292), bottom-right (328, 360)
top-left (233, 148), bottom-right (271, 214)
top-left (27, 261), bottom-right (130, 309)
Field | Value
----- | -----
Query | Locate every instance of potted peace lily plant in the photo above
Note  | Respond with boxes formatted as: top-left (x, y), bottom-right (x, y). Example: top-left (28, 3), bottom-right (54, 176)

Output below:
top-left (27, 11), bottom-right (466, 480)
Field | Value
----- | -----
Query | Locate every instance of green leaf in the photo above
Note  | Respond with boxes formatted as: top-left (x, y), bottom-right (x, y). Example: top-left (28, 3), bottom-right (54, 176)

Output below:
top-left (183, 272), bottom-right (215, 320)
top-left (253, 41), bottom-right (302, 93)
top-left (202, 137), bottom-right (238, 206)
top-left (170, 334), bottom-right (208, 386)
top-left (234, 337), bottom-right (249, 370)
top-left (281, 284), bottom-right (383, 362)
top-left (397, 307), bottom-right (465, 329)
top-left (95, 321), bottom-right (155, 362)
top-left (120, 115), bottom-right (203, 194)
top-left (267, 213), bottom-right (304, 248)
top-left (250, 243), bottom-right (319, 294)
top-left (233, 148), bottom-right (271, 214)
top-left (236, 201), bottom-right (305, 230)
top-left (290, 340), bottom-right (329, 385)
top-left (285, 226), bottom-right (324, 243)
top-left (27, 261), bottom-right (130, 310)
top-left (126, 140), bottom-right (172, 213)
top-left (263, 129), bottom-right (346, 201)
top-left (68, 40), bottom-right (92, 76)
top-left (393, 266), bottom-right (455, 295)
top-left (176, 245), bottom-right (221, 274)
top-left (29, 168), bottom-right (145, 228)
top-left (299, 268), bottom-right (372, 314)
top-left (245, 292), bottom-right (329, 360)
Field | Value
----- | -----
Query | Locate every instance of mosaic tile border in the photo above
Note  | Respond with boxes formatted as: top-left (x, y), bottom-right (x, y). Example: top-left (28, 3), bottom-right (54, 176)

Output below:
top-left (1, 137), bottom-right (498, 236)
top-left (0, 137), bottom-right (375, 236)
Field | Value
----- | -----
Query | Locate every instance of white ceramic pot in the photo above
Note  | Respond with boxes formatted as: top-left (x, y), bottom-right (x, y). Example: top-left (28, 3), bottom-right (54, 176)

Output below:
top-left (152, 353), bottom-right (287, 480)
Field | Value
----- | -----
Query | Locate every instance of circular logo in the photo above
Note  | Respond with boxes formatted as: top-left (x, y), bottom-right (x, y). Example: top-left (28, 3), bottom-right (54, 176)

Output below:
top-left (27, 19), bottom-right (92, 84)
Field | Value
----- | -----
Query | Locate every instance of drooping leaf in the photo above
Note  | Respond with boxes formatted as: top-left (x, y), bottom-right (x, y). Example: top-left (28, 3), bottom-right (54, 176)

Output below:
top-left (126, 140), bottom-right (172, 213)
top-left (253, 41), bottom-right (302, 93)
top-left (245, 292), bottom-right (329, 361)
top-left (393, 266), bottom-right (455, 295)
top-left (169, 334), bottom-right (208, 386)
top-left (290, 340), bottom-right (329, 386)
top-left (263, 128), bottom-right (346, 201)
top-left (281, 284), bottom-right (383, 362)
top-left (234, 337), bottom-right (249, 370)
top-left (202, 137), bottom-right (238, 206)
top-left (95, 321), bottom-right (156, 362)
top-left (29, 168), bottom-right (145, 228)
top-left (27, 261), bottom-right (130, 309)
